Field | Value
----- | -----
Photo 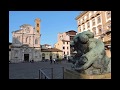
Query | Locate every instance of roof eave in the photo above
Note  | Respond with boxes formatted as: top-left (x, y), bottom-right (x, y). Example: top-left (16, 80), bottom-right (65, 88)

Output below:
top-left (75, 11), bottom-right (88, 20)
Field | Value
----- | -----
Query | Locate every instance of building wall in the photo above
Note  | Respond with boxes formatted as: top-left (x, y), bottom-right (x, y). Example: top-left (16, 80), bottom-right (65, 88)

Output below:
top-left (55, 31), bottom-right (77, 59)
top-left (58, 32), bottom-right (70, 41)
top-left (11, 19), bottom-right (42, 63)
top-left (54, 41), bottom-right (63, 50)
top-left (76, 11), bottom-right (111, 38)
top-left (12, 25), bottom-right (40, 48)
top-left (62, 41), bottom-right (70, 57)
top-left (41, 51), bottom-right (62, 60)
top-left (76, 11), bottom-right (111, 57)
top-left (55, 40), bottom-right (70, 58)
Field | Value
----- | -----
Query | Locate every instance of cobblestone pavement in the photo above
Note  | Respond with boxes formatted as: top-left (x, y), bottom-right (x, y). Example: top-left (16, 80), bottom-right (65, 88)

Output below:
top-left (9, 61), bottom-right (73, 79)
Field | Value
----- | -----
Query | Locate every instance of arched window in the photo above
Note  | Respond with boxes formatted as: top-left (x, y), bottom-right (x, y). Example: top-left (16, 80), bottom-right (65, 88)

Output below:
top-left (26, 37), bottom-right (28, 43)
top-left (50, 53), bottom-right (52, 56)
top-left (56, 54), bottom-right (59, 59)
top-left (29, 36), bottom-right (31, 44)
top-left (42, 53), bottom-right (45, 60)
top-left (42, 53), bottom-right (45, 57)
top-left (35, 39), bottom-right (38, 44)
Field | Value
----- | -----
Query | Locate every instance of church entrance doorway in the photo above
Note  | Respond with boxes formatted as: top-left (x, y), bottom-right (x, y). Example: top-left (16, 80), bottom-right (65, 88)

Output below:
top-left (50, 56), bottom-right (52, 60)
top-left (24, 54), bottom-right (29, 62)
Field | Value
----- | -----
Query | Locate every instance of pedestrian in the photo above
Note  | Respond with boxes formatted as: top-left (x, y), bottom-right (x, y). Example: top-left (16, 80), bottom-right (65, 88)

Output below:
top-left (53, 58), bottom-right (56, 64)
top-left (50, 59), bottom-right (52, 64)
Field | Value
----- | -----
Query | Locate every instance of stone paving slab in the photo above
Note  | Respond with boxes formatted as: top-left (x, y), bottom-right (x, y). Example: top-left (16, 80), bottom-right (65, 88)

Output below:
top-left (9, 61), bottom-right (72, 79)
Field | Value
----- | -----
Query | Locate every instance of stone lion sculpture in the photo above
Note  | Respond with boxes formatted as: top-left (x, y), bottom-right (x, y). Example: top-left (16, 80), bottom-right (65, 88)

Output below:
top-left (70, 31), bottom-right (111, 75)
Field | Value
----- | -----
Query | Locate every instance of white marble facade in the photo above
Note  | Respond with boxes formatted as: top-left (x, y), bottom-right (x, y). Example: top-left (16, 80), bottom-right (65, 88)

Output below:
top-left (10, 22), bottom-right (42, 62)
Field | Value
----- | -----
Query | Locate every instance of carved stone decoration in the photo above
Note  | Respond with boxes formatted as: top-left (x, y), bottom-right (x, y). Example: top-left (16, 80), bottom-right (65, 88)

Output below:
top-left (24, 48), bottom-right (29, 54)
top-left (70, 30), bottom-right (111, 75)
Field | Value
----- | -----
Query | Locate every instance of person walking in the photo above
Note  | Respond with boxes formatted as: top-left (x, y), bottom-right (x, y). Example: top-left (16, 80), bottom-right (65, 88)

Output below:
top-left (50, 59), bottom-right (52, 64)
top-left (53, 58), bottom-right (56, 64)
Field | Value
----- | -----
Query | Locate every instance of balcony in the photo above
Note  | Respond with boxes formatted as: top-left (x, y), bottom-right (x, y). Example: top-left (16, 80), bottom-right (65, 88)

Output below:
top-left (81, 20), bottom-right (85, 24)
top-left (90, 14), bottom-right (95, 19)
top-left (86, 17), bottom-right (89, 22)
top-left (95, 11), bottom-right (101, 16)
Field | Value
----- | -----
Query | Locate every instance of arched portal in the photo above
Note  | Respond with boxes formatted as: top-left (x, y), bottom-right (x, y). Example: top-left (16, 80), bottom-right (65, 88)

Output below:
top-left (42, 53), bottom-right (45, 60)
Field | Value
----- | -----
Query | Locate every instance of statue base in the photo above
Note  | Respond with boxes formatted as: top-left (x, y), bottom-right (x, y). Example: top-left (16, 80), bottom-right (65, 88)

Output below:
top-left (64, 69), bottom-right (111, 79)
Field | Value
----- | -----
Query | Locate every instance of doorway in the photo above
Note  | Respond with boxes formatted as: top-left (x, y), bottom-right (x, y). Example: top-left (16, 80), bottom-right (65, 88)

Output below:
top-left (24, 54), bottom-right (29, 62)
top-left (50, 56), bottom-right (52, 60)
top-left (57, 55), bottom-right (59, 59)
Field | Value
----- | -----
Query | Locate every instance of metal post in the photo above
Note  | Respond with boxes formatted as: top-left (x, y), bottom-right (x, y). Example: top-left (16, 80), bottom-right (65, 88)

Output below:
top-left (41, 72), bottom-right (42, 79)
top-left (63, 67), bottom-right (64, 79)
top-left (40, 69), bottom-right (42, 79)
top-left (51, 68), bottom-right (53, 79)
top-left (39, 70), bottom-right (40, 79)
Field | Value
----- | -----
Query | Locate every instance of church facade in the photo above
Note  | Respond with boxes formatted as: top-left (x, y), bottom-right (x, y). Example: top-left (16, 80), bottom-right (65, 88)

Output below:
top-left (10, 18), bottom-right (42, 63)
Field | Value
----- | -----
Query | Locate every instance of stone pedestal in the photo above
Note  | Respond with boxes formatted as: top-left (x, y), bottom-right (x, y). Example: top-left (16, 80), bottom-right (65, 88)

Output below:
top-left (64, 69), bottom-right (111, 79)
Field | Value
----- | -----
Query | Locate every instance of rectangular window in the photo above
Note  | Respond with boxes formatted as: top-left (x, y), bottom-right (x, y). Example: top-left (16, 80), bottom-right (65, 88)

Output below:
top-left (87, 22), bottom-right (90, 28)
top-left (92, 19), bottom-right (95, 26)
top-left (67, 52), bottom-right (69, 55)
top-left (67, 47), bottom-right (68, 49)
top-left (67, 42), bottom-right (68, 44)
top-left (99, 28), bottom-right (102, 34)
top-left (83, 24), bottom-right (85, 30)
top-left (70, 37), bottom-right (73, 41)
top-left (92, 27), bottom-right (96, 35)
top-left (63, 41), bottom-right (65, 44)
top-left (64, 52), bottom-right (65, 55)
top-left (79, 26), bottom-right (81, 32)
top-left (107, 11), bottom-right (111, 19)
top-left (63, 46), bottom-right (65, 49)
top-left (83, 18), bottom-right (84, 22)
top-left (97, 16), bottom-right (101, 24)
top-left (107, 24), bottom-right (111, 30)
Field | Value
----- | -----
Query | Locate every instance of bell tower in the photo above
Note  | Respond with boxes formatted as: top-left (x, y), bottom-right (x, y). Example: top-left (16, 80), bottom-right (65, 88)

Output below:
top-left (35, 18), bottom-right (41, 33)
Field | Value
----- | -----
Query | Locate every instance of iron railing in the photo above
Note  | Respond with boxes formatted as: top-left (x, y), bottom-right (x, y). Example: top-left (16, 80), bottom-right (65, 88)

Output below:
top-left (39, 69), bottom-right (51, 79)
top-left (39, 67), bottom-right (64, 79)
